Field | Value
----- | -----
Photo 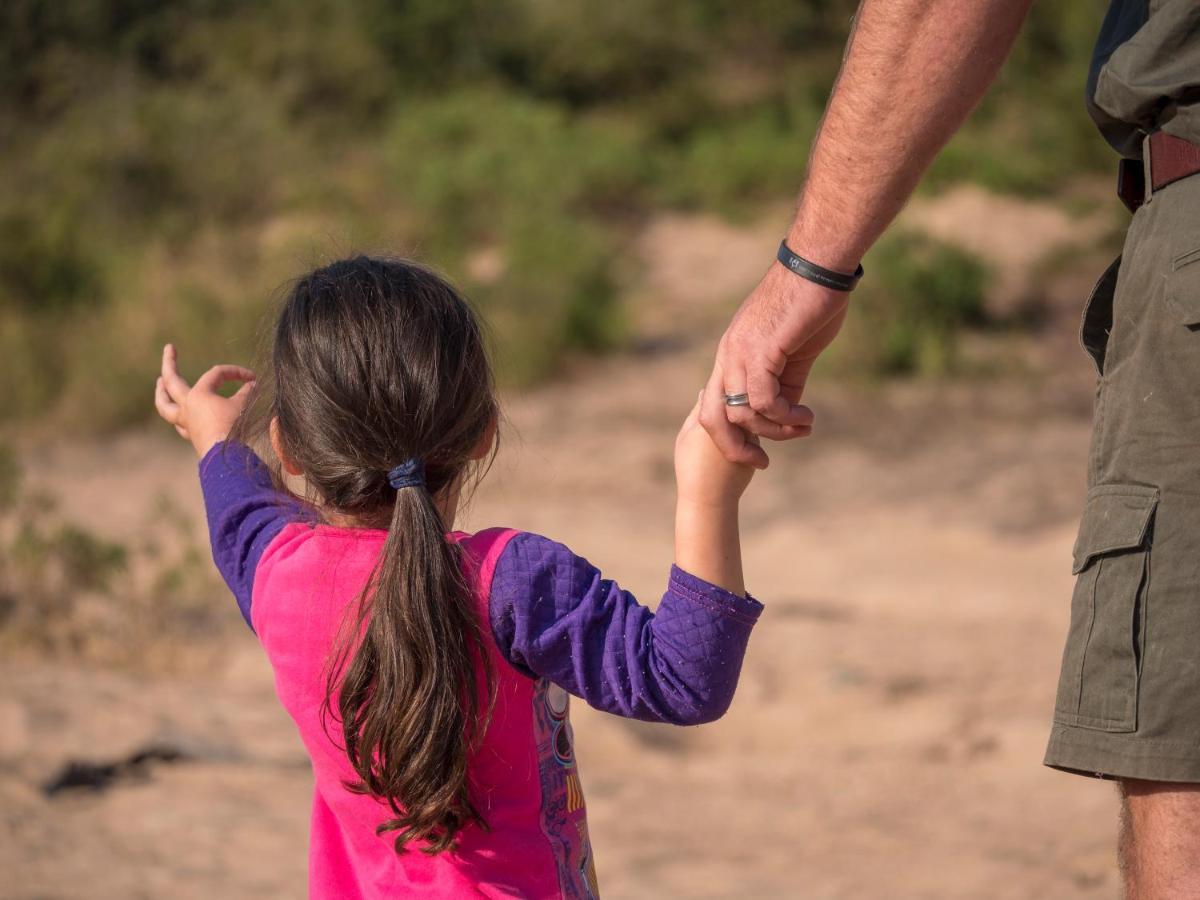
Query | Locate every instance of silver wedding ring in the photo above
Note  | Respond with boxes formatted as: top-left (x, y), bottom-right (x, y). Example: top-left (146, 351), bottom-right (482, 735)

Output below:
top-left (723, 392), bottom-right (751, 407)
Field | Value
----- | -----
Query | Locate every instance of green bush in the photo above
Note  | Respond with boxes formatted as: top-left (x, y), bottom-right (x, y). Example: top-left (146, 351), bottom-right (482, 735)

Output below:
top-left (925, 0), bottom-right (1110, 195)
top-left (385, 89), bottom-right (646, 379)
top-left (0, 447), bottom-right (231, 666)
top-left (840, 233), bottom-right (991, 377)
top-left (0, 442), bottom-right (19, 512)
top-left (0, 209), bottom-right (107, 422)
top-left (0, 210), bottom-right (102, 313)
top-left (2, 494), bottom-right (129, 655)
top-left (0, 0), bottom-right (1115, 428)
top-left (660, 104), bottom-right (822, 215)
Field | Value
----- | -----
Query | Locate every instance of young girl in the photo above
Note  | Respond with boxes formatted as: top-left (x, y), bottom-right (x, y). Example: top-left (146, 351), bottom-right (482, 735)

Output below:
top-left (154, 256), bottom-right (767, 899)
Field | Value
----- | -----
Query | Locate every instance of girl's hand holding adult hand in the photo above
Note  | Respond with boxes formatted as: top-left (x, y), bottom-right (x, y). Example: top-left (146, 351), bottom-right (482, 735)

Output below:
top-left (674, 394), bottom-right (755, 596)
top-left (675, 394), bottom-right (755, 510)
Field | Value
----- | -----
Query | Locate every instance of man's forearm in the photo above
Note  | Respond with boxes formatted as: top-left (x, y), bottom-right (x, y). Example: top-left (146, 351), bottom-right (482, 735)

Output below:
top-left (789, 0), bottom-right (1034, 271)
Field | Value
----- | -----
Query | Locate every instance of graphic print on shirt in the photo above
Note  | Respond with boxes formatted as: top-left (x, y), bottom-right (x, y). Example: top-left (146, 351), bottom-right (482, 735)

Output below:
top-left (533, 680), bottom-right (599, 899)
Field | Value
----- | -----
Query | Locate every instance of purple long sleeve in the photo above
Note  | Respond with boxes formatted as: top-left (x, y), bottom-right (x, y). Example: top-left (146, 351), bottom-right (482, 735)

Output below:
top-left (198, 442), bottom-right (307, 630)
top-left (487, 532), bottom-right (763, 725)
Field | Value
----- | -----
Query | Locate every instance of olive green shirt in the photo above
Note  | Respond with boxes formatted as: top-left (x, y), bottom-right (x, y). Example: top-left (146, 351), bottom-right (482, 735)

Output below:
top-left (1089, 0), bottom-right (1200, 158)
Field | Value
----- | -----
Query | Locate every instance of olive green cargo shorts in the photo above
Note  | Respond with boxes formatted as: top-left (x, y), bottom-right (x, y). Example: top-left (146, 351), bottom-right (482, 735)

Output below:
top-left (1044, 172), bottom-right (1200, 782)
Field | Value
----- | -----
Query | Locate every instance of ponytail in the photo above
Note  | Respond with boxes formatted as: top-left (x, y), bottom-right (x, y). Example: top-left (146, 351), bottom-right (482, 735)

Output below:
top-left (260, 255), bottom-right (500, 855)
top-left (328, 480), bottom-right (493, 855)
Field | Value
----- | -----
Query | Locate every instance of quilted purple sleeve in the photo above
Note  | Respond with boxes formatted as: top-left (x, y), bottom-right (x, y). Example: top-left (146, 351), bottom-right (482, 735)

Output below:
top-left (198, 441), bottom-right (308, 631)
top-left (488, 532), bottom-right (763, 725)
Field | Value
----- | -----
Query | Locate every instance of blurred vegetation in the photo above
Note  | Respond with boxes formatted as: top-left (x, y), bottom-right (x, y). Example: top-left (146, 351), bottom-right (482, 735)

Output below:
top-left (0, 0), bottom-right (1108, 428)
top-left (841, 232), bottom-right (990, 377)
top-left (0, 441), bottom-right (233, 668)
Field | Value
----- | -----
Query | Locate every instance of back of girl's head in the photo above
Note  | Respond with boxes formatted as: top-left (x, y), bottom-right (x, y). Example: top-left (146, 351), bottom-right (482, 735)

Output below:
top-left (250, 255), bottom-right (497, 855)
top-left (271, 256), bottom-right (495, 518)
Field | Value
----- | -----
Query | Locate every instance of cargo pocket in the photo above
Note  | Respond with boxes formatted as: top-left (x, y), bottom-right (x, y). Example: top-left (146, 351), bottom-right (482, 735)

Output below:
top-left (1080, 255), bottom-right (1120, 375)
top-left (1166, 246), bottom-right (1200, 328)
top-left (1053, 484), bottom-right (1157, 733)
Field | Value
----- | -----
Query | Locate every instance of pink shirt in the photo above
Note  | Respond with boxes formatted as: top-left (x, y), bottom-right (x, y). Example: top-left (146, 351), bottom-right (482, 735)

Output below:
top-left (252, 525), bottom-right (596, 899)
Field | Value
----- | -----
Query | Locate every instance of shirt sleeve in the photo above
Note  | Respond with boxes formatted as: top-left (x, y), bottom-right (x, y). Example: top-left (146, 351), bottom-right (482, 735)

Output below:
top-left (487, 532), bottom-right (764, 726)
top-left (198, 441), bottom-right (309, 631)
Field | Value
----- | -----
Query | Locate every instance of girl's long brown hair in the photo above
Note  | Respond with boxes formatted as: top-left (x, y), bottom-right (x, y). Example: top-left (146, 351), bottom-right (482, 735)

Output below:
top-left (236, 256), bottom-right (497, 854)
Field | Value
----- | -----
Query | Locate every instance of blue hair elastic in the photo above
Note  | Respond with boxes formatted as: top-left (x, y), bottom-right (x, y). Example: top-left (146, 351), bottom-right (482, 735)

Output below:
top-left (387, 458), bottom-right (425, 490)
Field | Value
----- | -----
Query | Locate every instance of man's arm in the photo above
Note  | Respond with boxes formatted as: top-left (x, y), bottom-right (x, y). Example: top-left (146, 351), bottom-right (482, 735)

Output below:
top-left (703, 0), bottom-right (1035, 467)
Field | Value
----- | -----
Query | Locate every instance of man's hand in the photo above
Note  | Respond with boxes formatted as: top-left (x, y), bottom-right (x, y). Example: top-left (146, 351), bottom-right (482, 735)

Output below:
top-left (154, 344), bottom-right (256, 457)
top-left (699, 0), bottom-right (1033, 468)
top-left (700, 263), bottom-right (846, 468)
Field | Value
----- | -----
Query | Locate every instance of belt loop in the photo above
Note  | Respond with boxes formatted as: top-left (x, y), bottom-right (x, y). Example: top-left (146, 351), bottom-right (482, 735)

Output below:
top-left (1143, 133), bottom-right (1154, 205)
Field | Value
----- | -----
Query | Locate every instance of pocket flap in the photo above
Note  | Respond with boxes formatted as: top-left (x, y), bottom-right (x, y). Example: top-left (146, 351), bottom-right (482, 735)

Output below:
top-left (1072, 485), bottom-right (1159, 574)
top-left (1167, 247), bottom-right (1200, 327)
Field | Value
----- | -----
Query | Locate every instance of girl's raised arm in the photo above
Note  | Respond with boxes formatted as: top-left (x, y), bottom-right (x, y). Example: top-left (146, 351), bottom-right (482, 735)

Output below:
top-left (155, 343), bottom-right (306, 629)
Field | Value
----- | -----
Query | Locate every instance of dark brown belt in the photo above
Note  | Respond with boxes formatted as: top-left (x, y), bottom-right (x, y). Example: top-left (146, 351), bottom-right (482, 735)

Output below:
top-left (1118, 131), bottom-right (1200, 212)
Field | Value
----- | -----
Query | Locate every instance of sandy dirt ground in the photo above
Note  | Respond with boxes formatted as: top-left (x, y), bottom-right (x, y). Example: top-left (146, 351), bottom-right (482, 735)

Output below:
top-left (2, 195), bottom-right (1129, 898)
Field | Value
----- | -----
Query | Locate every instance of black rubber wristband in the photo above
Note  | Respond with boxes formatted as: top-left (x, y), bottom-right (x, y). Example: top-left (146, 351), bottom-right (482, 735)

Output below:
top-left (776, 241), bottom-right (863, 292)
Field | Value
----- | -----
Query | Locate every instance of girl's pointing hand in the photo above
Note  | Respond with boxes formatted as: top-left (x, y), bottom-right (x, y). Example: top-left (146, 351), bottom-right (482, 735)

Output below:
top-left (155, 343), bottom-right (255, 457)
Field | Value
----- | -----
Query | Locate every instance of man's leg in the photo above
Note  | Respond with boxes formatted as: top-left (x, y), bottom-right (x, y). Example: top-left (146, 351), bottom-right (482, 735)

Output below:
top-left (1045, 171), bottom-right (1200, 885)
top-left (1119, 781), bottom-right (1200, 899)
